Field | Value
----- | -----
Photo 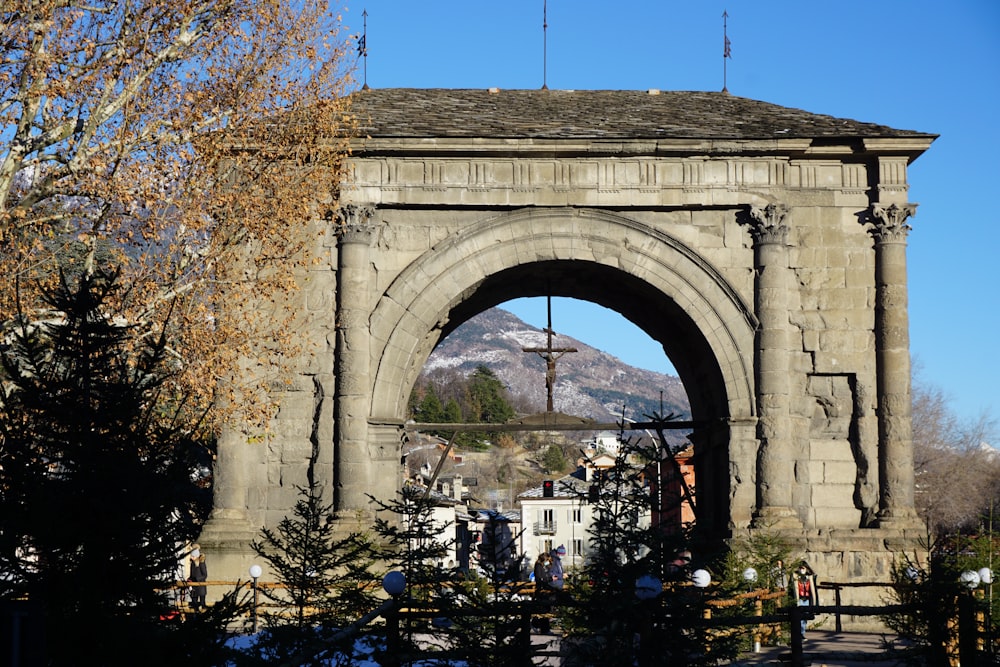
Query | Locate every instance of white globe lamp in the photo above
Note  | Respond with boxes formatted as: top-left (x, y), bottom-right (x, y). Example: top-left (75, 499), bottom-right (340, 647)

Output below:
top-left (635, 574), bottom-right (662, 601)
top-left (961, 570), bottom-right (981, 589)
top-left (383, 570), bottom-right (407, 597)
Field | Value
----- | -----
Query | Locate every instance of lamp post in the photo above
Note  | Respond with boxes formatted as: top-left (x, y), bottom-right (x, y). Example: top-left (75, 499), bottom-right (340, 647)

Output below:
top-left (959, 570), bottom-right (982, 663)
top-left (691, 569), bottom-right (712, 656)
top-left (635, 575), bottom-right (662, 666)
top-left (743, 567), bottom-right (760, 653)
top-left (249, 564), bottom-right (262, 634)
top-left (981, 567), bottom-right (994, 657)
top-left (382, 571), bottom-right (406, 667)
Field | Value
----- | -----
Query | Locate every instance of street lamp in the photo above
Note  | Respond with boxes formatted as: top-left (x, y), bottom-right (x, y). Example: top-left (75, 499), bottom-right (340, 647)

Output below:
top-left (743, 567), bottom-right (758, 585)
top-left (961, 570), bottom-right (981, 590)
top-left (635, 574), bottom-right (662, 601)
top-left (982, 568), bottom-right (995, 658)
top-left (635, 575), bottom-right (662, 666)
top-left (382, 571), bottom-right (407, 666)
top-left (692, 569), bottom-right (711, 588)
top-left (383, 570), bottom-right (406, 597)
top-left (249, 564), bottom-right (263, 634)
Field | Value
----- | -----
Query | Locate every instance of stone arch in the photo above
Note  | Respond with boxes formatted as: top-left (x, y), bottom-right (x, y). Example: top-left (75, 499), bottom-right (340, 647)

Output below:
top-left (367, 207), bottom-right (760, 533)
top-left (372, 207), bottom-right (756, 422)
top-left (371, 207), bottom-right (756, 425)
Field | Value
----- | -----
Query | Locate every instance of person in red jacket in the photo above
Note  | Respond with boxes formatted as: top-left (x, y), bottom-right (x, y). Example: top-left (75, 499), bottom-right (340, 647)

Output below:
top-left (794, 562), bottom-right (817, 635)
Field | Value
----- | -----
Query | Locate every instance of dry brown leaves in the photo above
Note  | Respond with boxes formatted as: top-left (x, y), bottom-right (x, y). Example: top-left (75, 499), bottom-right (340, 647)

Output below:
top-left (1, 0), bottom-right (360, 433)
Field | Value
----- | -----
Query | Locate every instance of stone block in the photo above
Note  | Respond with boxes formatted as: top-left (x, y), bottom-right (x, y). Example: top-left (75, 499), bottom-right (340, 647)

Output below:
top-left (813, 506), bottom-right (862, 527)
top-left (813, 483), bottom-right (857, 509)
top-left (825, 461), bottom-right (859, 484)
top-left (810, 439), bottom-right (855, 462)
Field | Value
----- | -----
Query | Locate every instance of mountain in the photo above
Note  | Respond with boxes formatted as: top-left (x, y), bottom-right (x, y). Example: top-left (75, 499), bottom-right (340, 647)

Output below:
top-left (422, 308), bottom-right (690, 426)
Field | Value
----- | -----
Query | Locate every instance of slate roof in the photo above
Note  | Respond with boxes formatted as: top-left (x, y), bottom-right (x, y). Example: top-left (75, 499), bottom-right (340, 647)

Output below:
top-left (519, 469), bottom-right (589, 500)
top-left (349, 88), bottom-right (935, 141)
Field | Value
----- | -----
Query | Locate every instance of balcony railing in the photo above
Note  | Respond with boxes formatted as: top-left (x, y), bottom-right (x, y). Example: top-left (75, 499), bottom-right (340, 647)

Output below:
top-left (533, 520), bottom-right (557, 535)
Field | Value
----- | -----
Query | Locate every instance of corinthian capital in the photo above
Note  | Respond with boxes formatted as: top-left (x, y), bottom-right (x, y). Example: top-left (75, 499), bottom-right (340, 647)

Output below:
top-left (748, 203), bottom-right (789, 245)
top-left (335, 203), bottom-right (376, 243)
top-left (870, 202), bottom-right (917, 242)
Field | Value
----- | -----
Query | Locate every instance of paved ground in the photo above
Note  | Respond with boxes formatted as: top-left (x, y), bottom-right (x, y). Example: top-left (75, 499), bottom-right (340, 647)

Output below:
top-left (525, 630), bottom-right (916, 666)
top-left (728, 630), bottom-right (915, 666)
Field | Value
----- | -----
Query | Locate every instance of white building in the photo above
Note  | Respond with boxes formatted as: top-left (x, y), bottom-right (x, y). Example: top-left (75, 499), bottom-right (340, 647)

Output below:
top-left (517, 452), bottom-right (630, 572)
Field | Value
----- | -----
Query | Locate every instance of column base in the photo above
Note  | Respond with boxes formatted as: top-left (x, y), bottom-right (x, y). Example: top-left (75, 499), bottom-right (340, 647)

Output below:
top-left (197, 509), bottom-right (259, 599)
top-left (875, 508), bottom-right (925, 532)
top-left (752, 506), bottom-right (803, 530)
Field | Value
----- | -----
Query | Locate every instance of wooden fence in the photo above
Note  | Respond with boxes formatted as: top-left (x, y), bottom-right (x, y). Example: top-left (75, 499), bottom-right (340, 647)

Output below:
top-left (161, 579), bottom-right (992, 666)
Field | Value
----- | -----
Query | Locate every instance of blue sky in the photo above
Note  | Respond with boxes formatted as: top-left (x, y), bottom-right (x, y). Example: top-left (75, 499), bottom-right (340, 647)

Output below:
top-left (346, 0), bottom-right (1000, 423)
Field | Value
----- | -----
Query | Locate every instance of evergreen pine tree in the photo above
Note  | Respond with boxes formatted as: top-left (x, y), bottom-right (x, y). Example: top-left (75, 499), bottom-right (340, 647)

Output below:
top-left (561, 432), bottom-right (742, 666)
top-left (445, 512), bottom-right (529, 667)
top-left (542, 443), bottom-right (568, 473)
top-left (467, 365), bottom-right (515, 424)
top-left (245, 483), bottom-right (379, 665)
top-left (416, 384), bottom-right (444, 424)
top-left (442, 397), bottom-right (463, 424)
top-left (0, 269), bottom-right (235, 666)
top-left (370, 488), bottom-right (462, 663)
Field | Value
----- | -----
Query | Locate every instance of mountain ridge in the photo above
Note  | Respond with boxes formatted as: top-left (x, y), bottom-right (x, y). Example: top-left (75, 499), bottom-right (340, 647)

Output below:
top-left (423, 308), bottom-right (690, 427)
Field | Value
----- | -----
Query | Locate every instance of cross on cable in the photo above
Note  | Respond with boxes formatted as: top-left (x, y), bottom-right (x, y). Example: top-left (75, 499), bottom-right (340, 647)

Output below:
top-left (522, 295), bottom-right (577, 412)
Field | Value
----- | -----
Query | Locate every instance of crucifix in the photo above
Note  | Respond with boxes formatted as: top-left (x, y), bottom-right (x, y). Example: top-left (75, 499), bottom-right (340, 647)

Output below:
top-left (522, 295), bottom-right (577, 412)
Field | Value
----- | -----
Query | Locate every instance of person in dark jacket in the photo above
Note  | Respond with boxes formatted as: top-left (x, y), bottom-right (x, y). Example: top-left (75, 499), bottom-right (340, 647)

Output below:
top-left (532, 552), bottom-right (553, 633)
top-left (188, 544), bottom-right (208, 610)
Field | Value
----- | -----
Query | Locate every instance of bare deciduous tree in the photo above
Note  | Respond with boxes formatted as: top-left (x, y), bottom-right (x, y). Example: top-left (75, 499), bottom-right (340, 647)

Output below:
top-left (912, 371), bottom-right (999, 538)
top-left (1, 1), bottom-right (356, 428)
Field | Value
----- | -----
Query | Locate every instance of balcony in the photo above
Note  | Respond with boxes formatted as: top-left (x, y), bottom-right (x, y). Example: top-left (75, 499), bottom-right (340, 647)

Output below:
top-left (533, 520), bottom-right (557, 535)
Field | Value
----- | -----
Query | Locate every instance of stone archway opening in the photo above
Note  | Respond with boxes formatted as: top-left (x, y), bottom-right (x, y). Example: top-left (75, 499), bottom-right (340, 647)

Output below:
top-left (399, 257), bottom-right (741, 539)
top-left (439, 261), bottom-right (731, 424)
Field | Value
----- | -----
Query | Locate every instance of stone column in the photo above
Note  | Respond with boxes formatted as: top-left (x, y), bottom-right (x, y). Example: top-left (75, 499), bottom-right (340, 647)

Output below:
top-left (196, 426), bottom-right (257, 591)
top-left (748, 203), bottom-right (801, 529)
top-left (870, 203), bottom-right (921, 529)
top-left (335, 204), bottom-right (376, 514)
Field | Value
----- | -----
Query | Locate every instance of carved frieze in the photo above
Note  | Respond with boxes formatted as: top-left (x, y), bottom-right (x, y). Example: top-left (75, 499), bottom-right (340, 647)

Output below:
top-left (347, 156), bottom-right (864, 195)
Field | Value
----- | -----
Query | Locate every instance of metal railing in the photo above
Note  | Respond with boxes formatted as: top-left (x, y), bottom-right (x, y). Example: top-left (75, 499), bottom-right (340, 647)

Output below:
top-left (532, 520), bottom-right (557, 535)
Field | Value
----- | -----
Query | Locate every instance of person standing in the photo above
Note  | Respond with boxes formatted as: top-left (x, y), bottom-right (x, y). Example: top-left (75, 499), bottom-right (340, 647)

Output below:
top-left (794, 562), bottom-right (817, 635)
top-left (549, 545), bottom-right (566, 591)
top-left (188, 544), bottom-right (208, 611)
top-left (533, 552), bottom-right (553, 634)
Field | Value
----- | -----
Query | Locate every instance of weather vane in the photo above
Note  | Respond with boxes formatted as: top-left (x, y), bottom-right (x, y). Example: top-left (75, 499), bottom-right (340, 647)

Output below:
top-left (358, 9), bottom-right (369, 90)
top-left (722, 10), bottom-right (732, 93)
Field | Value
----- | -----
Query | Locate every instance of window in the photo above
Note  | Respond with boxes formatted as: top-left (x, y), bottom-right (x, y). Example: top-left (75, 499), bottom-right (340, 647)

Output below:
top-left (543, 539), bottom-right (553, 554)
top-left (573, 539), bottom-right (584, 557)
top-left (572, 508), bottom-right (582, 523)
top-left (542, 509), bottom-right (554, 523)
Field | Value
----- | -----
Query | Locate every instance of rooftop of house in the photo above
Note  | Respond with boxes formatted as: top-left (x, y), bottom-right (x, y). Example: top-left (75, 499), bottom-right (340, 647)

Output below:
top-left (347, 88), bottom-right (936, 141)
